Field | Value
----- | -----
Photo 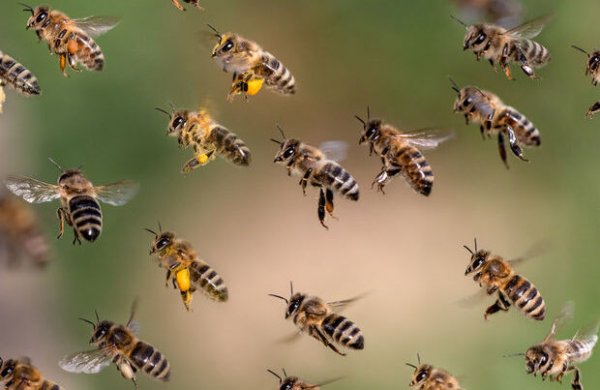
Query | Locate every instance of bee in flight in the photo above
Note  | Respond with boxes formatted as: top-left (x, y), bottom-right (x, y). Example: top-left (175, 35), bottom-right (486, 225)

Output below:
top-left (0, 50), bottom-right (41, 114)
top-left (510, 302), bottom-right (598, 390)
top-left (208, 24), bottom-right (296, 101)
top-left (271, 125), bottom-right (359, 229)
top-left (59, 301), bottom-right (171, 388)
top-left (22, 4), bottom-right (119, 76)
top-left (170, 0), bottom-right (203, 11)
top-left (4, 159), bottom-right (138, 244)
top-left (0, 193), bottom-right (50, 268)
top-left (155, 105), bottom-right (251, 173)
top-left (453, 14), bottom-right (551, 79)
top-left (145, 224), bottom-right (229, 310)
top-left (269, 282), bottom-right (365, 356)
top-left (570, 46), bottom-right (600, 119)
top-left (451, 79), bottom-right (540, 168)
top-left (406, 354), bottom-right (463, 390)
top-left (0, 356), bottom-right (62, 390)
top-left (355, 107), bottom-right (450, 196)
top-left (267, 368), bottom-right (339, 390)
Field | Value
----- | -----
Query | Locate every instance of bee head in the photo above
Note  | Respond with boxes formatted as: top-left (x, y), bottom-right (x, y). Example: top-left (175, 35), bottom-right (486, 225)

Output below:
top-left (210, 25), bottom-right (236, 59)
top-left (89, 320), bottom-right (113, 345)
top-left (268, 369), bottom-right (296, 390)
top-left (463, 24), bottom-right (488, 51)
top-left (166, 109), bottom-right (187, 136)
top-left (149, 231), bottom-right (175, 254)
top-left (355, 106), bottom-right (381, 144)
top-left (525, 346), bottom-right (548, 374)
top-left (0, 359), bottom-right (16, 379)
top-left (24, 5), bottom-right (49, 30)
top-left (271, 125), bottom-right (299, 164)
top-left (269, 282), bottom-right (304, 320)
top-left (463, 238), bottom-right (488, 275)
top-left (589, 52), bottom-right (600, 72)
top-left (406, 354), bottom-right (430, 386)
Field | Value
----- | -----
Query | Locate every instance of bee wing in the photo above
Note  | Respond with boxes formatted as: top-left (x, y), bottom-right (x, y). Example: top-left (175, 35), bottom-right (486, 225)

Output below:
top-left (399, 130), bottom-right (454, 151)
top-left (318, 141), bottom-right (349, 163)
top-left (545, 301), bottom-right (575, 342)
top-left (328, 293), bottom-right (367, 313)
top-left (311, 377), bottom-right (343, 388)
top-left (572, 321), bottom-right (600, 344)
top-left (95, 180), bottom-right (138, 206)
top-left (504, 14), bottom-right (553, 40)
top-left (73, 16), bottom-right (121, 38)
top-left (4, 176), bottom-right (60, 204)
top-left (59, 350), bottom-right (112, 374)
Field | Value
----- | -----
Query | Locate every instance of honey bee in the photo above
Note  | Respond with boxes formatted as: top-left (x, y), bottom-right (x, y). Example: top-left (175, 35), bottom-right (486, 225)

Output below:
top-left (451, 0), bottom-right (522, 26)
top-left (463, 238), bottom-right (545, 321)
top-left (0, 357), bottom-right (62, 390)
top-left (453, 14), bottom-right (552, 79)
top-left (571, 45), bottom-right (600, 86)
top-left (0, 193), bottom-right (50, 268)
top-left (22, 4), bottom-right (119, 76)
top-left (451, 79), bottom-right (540, 168)
top-left (269, 283), bottom-right (365, 356)
top-left (268, 368), bottom-right (339, 390)
top-left (0, 50), bottom-right (41, 113)
top-left (271, 126), bottom-right (359, 229)
top-left (145, 224), bottom-right (229, 310)
top-left (59, 301), bottom-right (171, 388)
top-left (208, 25), bottom-right (296, 101)
top-left (354, 107), bottom-right (450, 196)
top-left (406, 354), bottom-right (463, 390)
top-left (155, 105), bottom-right (251, 173)
top-left (4, 159), bottom-right (138, 244)
top-left (170, 0), bottom-right (203, 11)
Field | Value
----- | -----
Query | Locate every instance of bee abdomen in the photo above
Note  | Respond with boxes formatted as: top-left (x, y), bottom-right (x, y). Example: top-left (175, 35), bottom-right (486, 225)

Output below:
top-left (130, 342), bottom-right (171, 381)
top-left (209, 126), bottom-right (251, 166)
top-left (504, 275), bottom-right (545, 320)
top-left (504, 109), bottom-right (541, 146)
top-left (322, 314), bottom-right (364, 350)
top-left (71, 32), bottom-right (105, 71)
top-left (568, 337), bottom-right (598, 361)
top-left (518, 40), bottom-right (551, 66)
top-left (68, 195), bottom-right (102, 242)
top-left (0, 52), bottom-right (41, 96)
top-left (261, 53), bottom-right (296, 95)
top-left (396, 146), bottom-right (433, 196)
top-left (320, 162), bottom-right (359, 201)
top-left (189, 260), bottom-right (229, 302)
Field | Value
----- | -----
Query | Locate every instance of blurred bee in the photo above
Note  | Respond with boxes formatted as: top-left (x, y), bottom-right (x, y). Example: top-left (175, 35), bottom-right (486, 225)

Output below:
top-left (208, 25), bottom-right (296, 101)
top-left (0, 193), bottom-right (50, 268)
top-left (268, 368), bottom-right (339, 390)
top-left (0, 357), bottom-right (62, 390)
top-left (450, 0), bottom-right (522, 26)
top-left (463, 238), bottom-right (545, 321)
top-left (269, 283), bottom-right (365, 356)
top-left (171, 0), bottom-right (203, 11)
top-left (451, 79), bottom-right (540, 168)
top-left (406, 354), bottom-right (463, 390)
top-left (4, 159), bottom-right (138, 244)
top-left (59, 301), bottom-right (171, 388)
top-left (586, 101), bottom-right (600, 119)
top-left (145, 224), bottom-right (229, 310)
top-left (22, 4), bottom-right (119, 76)
top-left (0, 50), bottom-right (41, 113)
top-left (271, 126), bottom-right (359, 229)
top-left (355, 107), bottom-right (450, 196)
top-left (453, 14), bottom-right (551, 79)
top-left (571, 45), bottom-right (600, 86)
top-left (155, 105), bottom-right (251, 173)
top-left (513, 302), bottom-right (599, 390)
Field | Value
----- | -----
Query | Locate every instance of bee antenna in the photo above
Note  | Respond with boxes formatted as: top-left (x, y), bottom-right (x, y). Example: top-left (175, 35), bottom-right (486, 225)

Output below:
top-left (503, 352), bottom-right (525, 358)
top-left (450, 15), bottom-right (467, 27)
top-left (474, 237), bottom-right (478, 252)
top-left (276, 124), bottom-right (287, 140)
top-left (405, 363), bottom-right (418, 369)
top-left (417, 353), bottom-right (421, 365)
top-left (127, 298), bottom-right (139, 327)
top-left (571, 45), bottom-right (590, 56)
top-left (19, 2), bottom-right (33, 14)
top-left (95, 310), bottom-right (100, 323)
top-left (157, 221), bottom-right (162, 233)
top-left (267, 369), bottom-right (283, 383)
top-left (270, 138), bottom-right (282, 145)
top-left (47, 157), bottom-right (64, 172)
top-left (144, 228), bottom-right (158, 236)
top-left (289, 280), bottom-right (294, 296)
top-left (155, 107), bottom-right (171, 117)
top-left (268, 294), bottom-right (289, 304)
top-left (449, 77), bottom-right (460, 93)
top-left (78, 317), bottom-right (96, 328)
top-left (206, 23), bottom-right (222, 39)
top-left (282, 368), bottom-right (288, 378)
top-left (463, 245), bottom-right (474, 255)
top-left (354, 115), bottom-right (366, 127)
top-left (366, 105), bottom-right (371, 120)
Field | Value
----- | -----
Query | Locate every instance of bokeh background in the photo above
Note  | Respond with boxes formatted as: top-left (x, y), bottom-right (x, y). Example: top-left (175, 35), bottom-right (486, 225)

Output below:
top-left (1, 0), bottom-right (599, 389)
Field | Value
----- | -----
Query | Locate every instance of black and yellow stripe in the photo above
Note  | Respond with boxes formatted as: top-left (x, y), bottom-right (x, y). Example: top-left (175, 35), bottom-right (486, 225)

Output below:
top-left (501, 108), bottom-right (541, 146)
top-left (208, 126), bottom-right (251, 166)
top-left (130, 342), bottom-right (171, 382)
top-left (517, 39), bottom-right (551, 67)
top-left (0, 51), bottom-right (41, 96)
top-left (260, 53), bottom-right (296, 95)
top-left (393, 145), bottom-right (434, 196)
top-left (189, 260), bottom-right (229, 302)
top-left (319, 162), bottom-right (360, 201)
top-left (68, 195), bottom-right (102, 242)
top-left (321, 313), bottom-right (364, 350)
top-left (504, 274), bottom-right (545, 321)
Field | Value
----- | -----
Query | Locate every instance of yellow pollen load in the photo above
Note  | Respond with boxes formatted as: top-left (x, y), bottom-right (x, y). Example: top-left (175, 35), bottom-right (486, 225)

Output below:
top-left (246, 78), bottom-right (264, 96)
top-left (197, 154), bottom-right (209, 165)
top-left (0, 86), bottom-right (5, 113)
top-left (176, 268), bottom-right (191, 292)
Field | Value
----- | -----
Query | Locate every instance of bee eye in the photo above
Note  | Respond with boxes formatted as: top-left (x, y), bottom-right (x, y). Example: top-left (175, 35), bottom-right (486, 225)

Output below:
top-left (539, 353), bottom-right (547, 365)
top-left (157, 238), bottom-right (170, 249)
top-left (366, 127), bottom-right (377, 138)
top-left (283, 147), bottom-right (295, 159)
top-left (222, 40), bottom-right (234, 52)
top-left (591, 56), bottom-right (600, 69)
top-left (464, 97), bottom-right (472, 105)
top-left (416, 371), bottom-right (427, 382)
top-left (473, 257), bottom-right (484, 269)
top-left (36, 12), bottom-right (47, 23)
top-left (475, 32), bottom-right (486, 44)
top-left (173, 116), bottom-right (184, 128)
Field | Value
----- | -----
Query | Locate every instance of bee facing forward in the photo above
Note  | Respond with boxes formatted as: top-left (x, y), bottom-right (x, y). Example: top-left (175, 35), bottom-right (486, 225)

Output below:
top-left (451, 79), bottom-right (540, 168)
top-left (0, 357), bottom-right (62, 390)
top-left (146, 225), bottom-right (229, 310)
top-left (268, 368), bottom-right (339, 390)
top-left (208, 25), bottom-right (296, 101)
top-left (269, 283), bottom-right (365, 356)
top-left (570, 45), bottom-right (600, 119)
top-left (156, 106), bottom-right (251, 173)
top-left (454, 14), bottom-right (551, 79)
top-left (0, 50), bottom-right (41, 113)
top-left (171, 0), bottom-right (203, 11)
top-left (355, 107), bottom-right (450, 196)
top-left (4, 159), bottom-right (138, 244)
top-left (463, 239), bottom-right (546, 321)
top-left (22, 4), bottom-right (119, 76)
top-left (406, 354), bottom-right (463, 390)
top-left (271, 126), bottom-right (359, 229)
top-left (60, 302), bottom-right (171, 388)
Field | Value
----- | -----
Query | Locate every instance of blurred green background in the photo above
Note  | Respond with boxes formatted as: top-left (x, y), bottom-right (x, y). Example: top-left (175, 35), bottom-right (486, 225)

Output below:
top-left (1, 0), bottom-right (599, 389)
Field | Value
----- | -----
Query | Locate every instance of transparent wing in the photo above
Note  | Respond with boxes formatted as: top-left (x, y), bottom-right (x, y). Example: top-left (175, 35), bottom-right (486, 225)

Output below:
top-left (128, 320), bottom-right (141, 335)
top-left (504, 14), bottom-right (553, 40)
top-left (572, 321), bottom-right (600, 343)
top-left (545, 301), bottom-right (574, 342)
top-left (318, 141), bottom-right (349, 162)
top-left (4, 175), bottom-right (60, 204)
top-left (328, 293), bottom-right (367, 313)
top-left (95, 180), bottom-right (138, 206)
top-left (399, 130), bottom-right (454, 151)
top-left (74, 16), bottom-right (120, 38)
top-left (59, 350), bottom-right (112, 374)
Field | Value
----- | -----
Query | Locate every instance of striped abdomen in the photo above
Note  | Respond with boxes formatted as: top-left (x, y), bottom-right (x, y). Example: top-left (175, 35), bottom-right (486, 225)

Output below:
top-left (68, 195), bottom-right (102, 242)
top-left (321, 313), bottom-right (364, 350)
top-left (129, 341), bottom-right (171, 382)
top-left (314, 161), bottom-right (359, 201)
top-left (501, 108), bottom-right (541, 146)
top-left (0, 52), bottom-right (41, 95)
top-left (208, 126), bottom-right (251, 166)
top-left (57, 29), bottom-right (104, 71)
top-left (503, 274), bottom-right (545, 320)
top-left (516, 40), bottom-right (551, 67)
top-left (567, 336), bottom-right (598, 363)
top-left (258, 52), bottom-right (296, 95)
top-left (189, 260), bottom-right (229, 302)
top-left (392, 144), bottom-right (433, 196)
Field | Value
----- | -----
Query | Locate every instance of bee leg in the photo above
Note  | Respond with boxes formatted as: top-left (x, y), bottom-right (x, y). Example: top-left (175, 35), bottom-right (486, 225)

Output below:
top-left (56, 208), bottom-right (67, 240)
top-left (488, 59), bottom-right (497, 71)
top-left (586, 101), bottom-right (600, 119)
top-left (570, 366), bottom-right (583, 390)
top-left (464, 114), bottom-right (470, 125)
top-left (484, 292), bottom-right (511, 320)
top-left (165, 270), bottom-right (172, 287)
top-left (502, 63), bottom-right (513, 80)
top-left (182, 153), bottom-right (210, 173)
top-left (299, 169), bottom-right (313, 195)
top-left (311, 326), bottom-right (346, 356)
top-left (59, 54), bottom-right (68, 77)
top-left (497, 132), bottom-right (510, 169)
top-left (506, 126), bottom-right (528, 162)
top-left (317, 188), bottom-right (329, 229)
top-left (171, 0), bottom-right (185, 10)
top-left (486, 285), bottom-right (498, 295)
top-left (325, 189), bottom-right (337, 219)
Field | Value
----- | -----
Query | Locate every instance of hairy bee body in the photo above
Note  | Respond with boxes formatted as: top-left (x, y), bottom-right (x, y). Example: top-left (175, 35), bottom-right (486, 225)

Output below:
top-left (408, 362), bottom-right (462, 390)
top-left (268, 369), bottom-right (323, 390)
top-left (0, 50), bottom-right (41, 96)
top-left (0, 357), bottom-right (62, 390)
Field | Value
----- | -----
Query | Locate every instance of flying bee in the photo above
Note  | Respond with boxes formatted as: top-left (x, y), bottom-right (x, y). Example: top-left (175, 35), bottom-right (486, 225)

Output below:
top-left (0, 193), bottom-right (50, 268)
top-left (170, 0), bottom-right (203, 11)
top-left (463, 238), bottom-right (545, 321)
top-left (208, 24), bottom-right (296, 101)
top-left (269, 282), bottom-right (365, 356)
top-left (0, 50), bottom-right (41, 113)
top-left (22, 4), bottom-right (119, 76)
top-left (406, 354), bottom-right (463, 390)
top-left (271, 126), bottom-right (359, 229)
top-left (155, 105), bottom-right (251, 173)
top-left (571, 45), bottom-right (600, 86)
top-left (451, 79), bottom-right (541, 168)
top-left (4, 159), bottom-right (138, 244)
top-left (354, 107), bottom-right (450, 196)
top-left (0, 357), bottom-right (62, 390)
top-left (453, 14), bottom-right (552, 79)
top-left (267, 368), bottom-right (339, 390)
top-left (145, 224), bottom-right (229, 310)
top-left (59, 301), bottom-right (171, 388)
